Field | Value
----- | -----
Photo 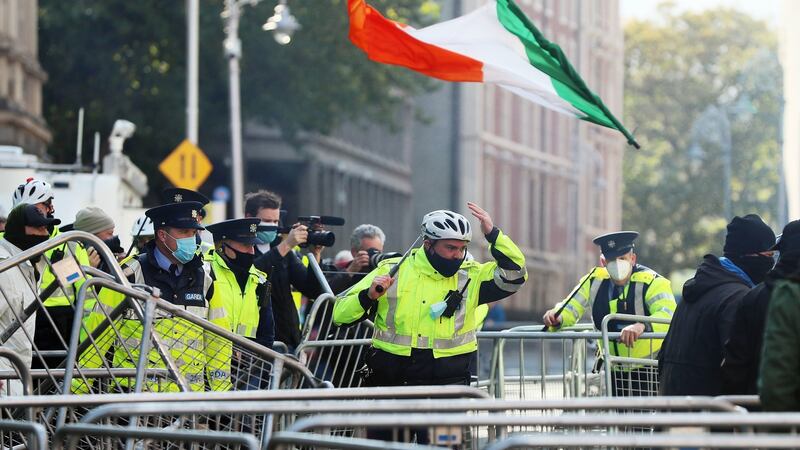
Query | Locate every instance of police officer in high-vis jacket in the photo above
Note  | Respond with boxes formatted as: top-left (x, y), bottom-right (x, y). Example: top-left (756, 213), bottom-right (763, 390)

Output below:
top-left (78, 201), bottom-right (230, 392)
top-left (334, 202), bottom-right (527, 386)
top-left (205, 218), bottom-right (274, 348)
top-left (543, 231), bottom-right (676, 396)
top-left (205, 218), bottom-right (274, 390)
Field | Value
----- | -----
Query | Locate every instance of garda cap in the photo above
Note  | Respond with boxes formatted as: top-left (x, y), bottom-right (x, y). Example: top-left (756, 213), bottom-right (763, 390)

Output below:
top-left (161, 188), bottom-right (210, 206)
top-left (593, 231), bottom-right (639, 259)
top-left (145, 202), bottom-right (205, 231)
top-left (205, 218), bottom-right (262, 245)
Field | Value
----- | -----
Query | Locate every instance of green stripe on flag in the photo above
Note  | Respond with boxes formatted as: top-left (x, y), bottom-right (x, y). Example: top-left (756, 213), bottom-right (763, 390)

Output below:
top-left (496, 0), bottom-right (639, 148)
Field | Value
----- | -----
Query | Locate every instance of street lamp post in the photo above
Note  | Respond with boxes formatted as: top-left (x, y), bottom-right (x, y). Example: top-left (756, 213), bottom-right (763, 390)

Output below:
top-left (222, 0), bottom-right (299, 217)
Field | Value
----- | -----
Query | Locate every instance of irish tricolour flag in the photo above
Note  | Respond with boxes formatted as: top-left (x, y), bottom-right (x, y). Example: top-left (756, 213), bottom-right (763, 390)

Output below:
top-left (349, 0), bottom-right (638, 148)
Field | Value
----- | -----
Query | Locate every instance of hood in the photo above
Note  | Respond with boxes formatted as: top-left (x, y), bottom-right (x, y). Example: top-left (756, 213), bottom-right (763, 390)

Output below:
top-left (682, 254), bottom-right (749, 303)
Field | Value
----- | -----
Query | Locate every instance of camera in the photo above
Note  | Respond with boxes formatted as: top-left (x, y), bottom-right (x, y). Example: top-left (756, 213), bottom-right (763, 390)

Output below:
top-left (294, 215), bottom-right (345, 248)
top-left (366, 248), bottom-right (402, 269)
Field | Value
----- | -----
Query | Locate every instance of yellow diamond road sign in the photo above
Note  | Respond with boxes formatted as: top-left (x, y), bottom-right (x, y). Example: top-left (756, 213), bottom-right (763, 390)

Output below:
top-left (159, 139), bottom-right (213, 191)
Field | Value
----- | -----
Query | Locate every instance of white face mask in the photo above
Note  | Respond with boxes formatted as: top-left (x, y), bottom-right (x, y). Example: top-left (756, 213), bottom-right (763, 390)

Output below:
top-left (606, 259), bottom-right (632, 281)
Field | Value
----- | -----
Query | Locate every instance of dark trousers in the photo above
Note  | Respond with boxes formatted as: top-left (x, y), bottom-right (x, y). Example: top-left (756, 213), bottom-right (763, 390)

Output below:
top-left (32, 306), bottom-right (75, 370)
top-left (364, 348), bottom-right (472, 444)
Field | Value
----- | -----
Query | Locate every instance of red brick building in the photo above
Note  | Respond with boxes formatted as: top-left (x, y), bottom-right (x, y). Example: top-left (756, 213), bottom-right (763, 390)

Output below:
top-left (458, 0), bottom-right (625, 314)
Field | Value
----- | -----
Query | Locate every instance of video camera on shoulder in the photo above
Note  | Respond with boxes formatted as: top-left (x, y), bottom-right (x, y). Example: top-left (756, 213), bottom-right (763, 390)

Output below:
top-left (289, 215), bottom-right (345, 247)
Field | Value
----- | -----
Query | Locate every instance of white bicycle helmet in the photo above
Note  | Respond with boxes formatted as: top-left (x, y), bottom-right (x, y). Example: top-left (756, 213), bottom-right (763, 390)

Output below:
top-left (130, 215), bottom-right (155, 237)
top-left (12, 178), bottom-right (54, 207)
top-left (421, 210), bottom-right (472, 242)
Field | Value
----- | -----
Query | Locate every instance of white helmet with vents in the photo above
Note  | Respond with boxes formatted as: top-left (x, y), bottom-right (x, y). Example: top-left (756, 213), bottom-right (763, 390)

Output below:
top-left (421, 210), bottom-right (472, 242)
top-left (12, 178), bottom-right (54, 207)
top-left (130, 215), bottom-right (155, 237)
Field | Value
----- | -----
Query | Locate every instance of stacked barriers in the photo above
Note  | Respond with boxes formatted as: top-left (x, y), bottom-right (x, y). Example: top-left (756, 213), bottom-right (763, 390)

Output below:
top-left (0, 232), bottom-right (327, 448)
top-left (3, 239), bottom-right (800, 449)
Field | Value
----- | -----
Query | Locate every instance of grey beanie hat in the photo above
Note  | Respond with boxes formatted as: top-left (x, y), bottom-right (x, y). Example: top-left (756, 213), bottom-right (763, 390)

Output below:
top-left (73, 206), bottom-right (115, 235)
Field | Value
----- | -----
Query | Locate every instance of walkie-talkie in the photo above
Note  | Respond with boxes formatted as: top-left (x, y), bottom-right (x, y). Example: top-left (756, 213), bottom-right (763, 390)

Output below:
top-left (440, 279), bottom-right (471, 319)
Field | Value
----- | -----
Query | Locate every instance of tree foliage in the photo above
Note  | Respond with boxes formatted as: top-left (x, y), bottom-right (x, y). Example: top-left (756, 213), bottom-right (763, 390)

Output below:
top-left (623, 5), bottom-right (782, 278)
top-left (38, 0), bottom-right (435, 194)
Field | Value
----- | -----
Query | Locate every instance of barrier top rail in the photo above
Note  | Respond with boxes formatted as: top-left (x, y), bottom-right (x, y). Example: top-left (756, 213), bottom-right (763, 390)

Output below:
top-left (288, 412), bottom-right (800, 433)
top-left (53, 424), bottom-right (260, 450)
top-left (477, 330), bottom-right (667, 339)
top-left (306, 251), bottom-right (334, 296)
top-left (268, 432), bottom-right (443, 450)
top-left (483, 433), bottom-right (800, 450)
top-left (0, 385), bottom-right (490, 408)
top-left (77, 396), bottom-right (748, 425)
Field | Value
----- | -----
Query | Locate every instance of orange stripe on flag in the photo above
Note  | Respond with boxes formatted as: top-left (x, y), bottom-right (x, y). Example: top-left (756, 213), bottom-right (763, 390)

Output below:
top-left (348, 0), bottom-right (484, 82)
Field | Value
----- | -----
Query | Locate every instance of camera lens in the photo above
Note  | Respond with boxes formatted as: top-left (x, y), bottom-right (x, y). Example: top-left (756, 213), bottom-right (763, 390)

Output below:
top-left (307, 230), bottom-right (336, 247)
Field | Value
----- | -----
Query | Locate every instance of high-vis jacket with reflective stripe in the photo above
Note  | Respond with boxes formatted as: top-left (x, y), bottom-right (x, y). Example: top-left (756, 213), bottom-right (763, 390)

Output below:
top-left (76, 244), bottom-right (230, 393)
top-left (206, 250), bottom-right (266, 340)
top-left (552, 265), bottom-right (676, 359)
top-left (333, 228), bottom-right (526, 358)
top-left (39, 228), bottom-right (94, 308)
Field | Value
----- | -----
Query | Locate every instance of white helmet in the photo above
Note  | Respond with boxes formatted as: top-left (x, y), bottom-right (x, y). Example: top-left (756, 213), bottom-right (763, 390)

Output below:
top-left (12, 178), bottom-right (54, 207)
top-left (421, 210), bottom-right (472, 242)
top-left (130, 215), bottom-right (155, 237)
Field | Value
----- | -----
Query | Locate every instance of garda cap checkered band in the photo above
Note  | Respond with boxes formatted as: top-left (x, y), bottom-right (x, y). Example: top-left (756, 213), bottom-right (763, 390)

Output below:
top-left (206, 218), bottom-right (261, 245)
top-left (145, 201), bottom-right (205, 230)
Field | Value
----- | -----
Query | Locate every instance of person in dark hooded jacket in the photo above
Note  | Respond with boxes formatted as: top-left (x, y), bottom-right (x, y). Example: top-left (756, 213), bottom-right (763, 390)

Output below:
top-left (658, 214), bottom-right (775, 396)
top-left (721, 220), bottom-right (800, 396)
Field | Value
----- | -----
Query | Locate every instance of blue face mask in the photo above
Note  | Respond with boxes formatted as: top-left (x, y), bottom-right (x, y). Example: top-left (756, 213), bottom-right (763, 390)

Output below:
top-left (257, 231), bottom-right (277, 245)
top-left (167, 233), bottom-right (198, 264)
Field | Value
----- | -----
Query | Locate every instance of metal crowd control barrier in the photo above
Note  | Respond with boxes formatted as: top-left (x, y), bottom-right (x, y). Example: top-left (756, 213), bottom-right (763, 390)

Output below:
top-left (73, 387), bottom-right (487, 448)
top-left (268, 432), bottom-right (442, 450)
top-left (479, 328), bottom-right (667, 400)
top-left (67, 276), bottom-right (323, 394)
top-left (0, 231), bottom-right (121, 398)
top-left (53, 424), bottom-right (260, 450)
top-left (0, 419), bottom-right (47, 450)
top-left (299, 290), bottom-right (374, 388)
top-left (483, 433), bottom-right (800, 450)
top-left (287, 412), bottom-right (800, 449)
top-left (0, 386), bottom-right (486, 448)
top-left (76, 396), bottom-right (747, 449)
top-left (601, 313), bottom-right (671, 397)
top-left (481, 324), bottom-right (598, 399)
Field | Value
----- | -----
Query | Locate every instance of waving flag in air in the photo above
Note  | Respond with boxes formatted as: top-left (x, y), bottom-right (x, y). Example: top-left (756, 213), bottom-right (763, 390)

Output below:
top-left (348, 0), bottom-right (639, 148)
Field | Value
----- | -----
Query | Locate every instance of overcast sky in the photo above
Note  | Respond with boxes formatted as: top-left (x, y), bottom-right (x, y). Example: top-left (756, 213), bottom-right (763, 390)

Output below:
top-left (620, 0), bottom-right (780, 25)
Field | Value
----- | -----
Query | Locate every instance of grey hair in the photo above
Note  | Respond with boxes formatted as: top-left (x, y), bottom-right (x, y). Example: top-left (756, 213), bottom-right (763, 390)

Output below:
top-left (350, 224), bottom-right (386, 250)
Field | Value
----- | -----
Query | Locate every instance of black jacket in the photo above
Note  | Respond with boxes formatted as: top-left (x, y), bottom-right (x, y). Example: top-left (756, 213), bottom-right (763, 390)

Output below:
top-left (254, 245), bottom-right (322, 351)
top-left (720, 282), bottom-right (772, 395)
top-left (658, 255), bottom-right (752, 396)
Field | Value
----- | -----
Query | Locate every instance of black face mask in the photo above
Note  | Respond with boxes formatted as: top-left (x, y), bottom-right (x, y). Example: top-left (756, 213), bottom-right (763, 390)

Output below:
top-left (6, 234), bottom-right (49, 252)
top-left (732, 255), bottom-right (775, 284)
top-left (224, 244), bottom-right (254, 270)
top-left (425, 246), bottom-right (464, 278)
top-left (103, 236), bottom-right (124, 254)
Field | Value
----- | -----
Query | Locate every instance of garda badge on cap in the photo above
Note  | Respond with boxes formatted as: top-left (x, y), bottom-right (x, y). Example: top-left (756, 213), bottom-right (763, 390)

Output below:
top-left (250, 223), bottom-right (258, 233)
top-left (174, 193), bottom-right (184, 203)
top-left (191, 209), bottom-right (198, 219)
top-left (608, 240), bottom-right (616, 248)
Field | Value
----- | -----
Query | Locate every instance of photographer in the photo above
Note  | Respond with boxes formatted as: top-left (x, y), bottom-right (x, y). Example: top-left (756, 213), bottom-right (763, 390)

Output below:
top-left (327, 224), bottom-right (396, 295)
top-left (244, 190), bottom-right (323, 352)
